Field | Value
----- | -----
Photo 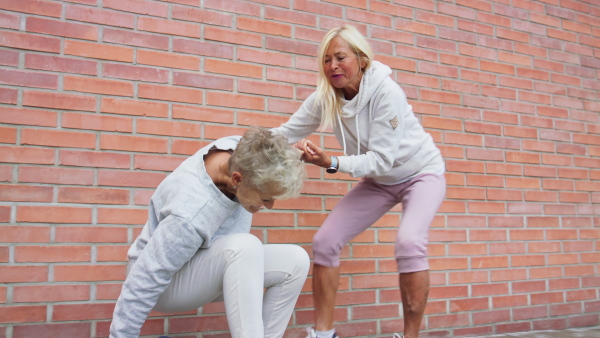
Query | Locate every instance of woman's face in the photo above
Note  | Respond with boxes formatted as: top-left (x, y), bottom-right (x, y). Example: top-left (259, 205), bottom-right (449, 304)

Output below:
top-left (323, 36), bottom-right (365, 99)
top-left (235, 182), bottom-right (279, 214)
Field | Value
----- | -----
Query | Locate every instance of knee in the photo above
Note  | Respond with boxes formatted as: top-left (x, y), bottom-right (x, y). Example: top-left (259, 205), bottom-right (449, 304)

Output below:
top-left (395, 233), bottom-right (427, 258)
top-left (224, 233), bottom-right (263, 260)
top-left (287, 245), bottom-right (311, 278)
top-left (312, 230), bottom-right (340, 260)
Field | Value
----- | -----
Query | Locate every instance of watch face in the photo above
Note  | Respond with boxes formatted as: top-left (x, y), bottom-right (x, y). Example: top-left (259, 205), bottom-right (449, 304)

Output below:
top-left (326, 167), bottom-right (337, 174)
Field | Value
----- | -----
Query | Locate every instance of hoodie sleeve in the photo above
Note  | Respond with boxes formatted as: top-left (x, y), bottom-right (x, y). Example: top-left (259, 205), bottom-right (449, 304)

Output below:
top-left (271, 92), bottom-right (322, 143)
top-left (337, 82), bottom-right (407, 178)
top-left (109, 214), bottom-right (204, 338)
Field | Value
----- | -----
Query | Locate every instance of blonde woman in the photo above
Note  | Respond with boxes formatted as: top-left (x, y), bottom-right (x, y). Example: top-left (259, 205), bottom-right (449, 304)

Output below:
top-left (110, 127), bottom-right (309, 338)
top-left (272, 25), bottom-right (446, 338)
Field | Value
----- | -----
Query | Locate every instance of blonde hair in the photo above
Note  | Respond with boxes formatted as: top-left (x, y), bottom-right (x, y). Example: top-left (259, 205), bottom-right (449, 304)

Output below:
top-left (315, 25), bottom-right (374, 129)
top-left (229, 127), bottom-right (305, 200)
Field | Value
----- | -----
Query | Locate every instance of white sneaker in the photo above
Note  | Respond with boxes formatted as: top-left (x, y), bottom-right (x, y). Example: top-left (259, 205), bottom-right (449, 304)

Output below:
top-left (305, 328), bottom-right (339, 338)
top-left (392, 334), bottom-right (403, 338)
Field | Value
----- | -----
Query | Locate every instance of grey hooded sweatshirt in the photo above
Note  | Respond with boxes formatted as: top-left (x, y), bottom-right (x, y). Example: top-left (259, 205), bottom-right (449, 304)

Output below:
top-left (272, 61), bottom-right (444, 184)
top-left (109, 136), bottom-right (252, 338)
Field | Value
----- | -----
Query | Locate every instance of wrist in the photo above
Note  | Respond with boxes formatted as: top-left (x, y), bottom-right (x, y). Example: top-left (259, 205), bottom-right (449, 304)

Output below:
top-left (326, 156), bottom-right (338, 174)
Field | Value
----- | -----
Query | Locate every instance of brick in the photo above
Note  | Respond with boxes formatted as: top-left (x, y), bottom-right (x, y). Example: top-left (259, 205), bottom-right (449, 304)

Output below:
top-left (265, 6), bottom-right (317, 26)
top-left (0, 0), bottom-right (62, 17)
top-left (205, 59), bottom-right (262, 79)
top-left (96, 283), bottom-right (123, 300)
top-left (138, 16), bottom-right (199, 38)
top-left (65, 5), bottom-right (134, 28)
top-left (103, 0), bottom-right (168, 17)
top-left (0, 68), bottom-right (58, 89)
top-left (173, 71), bottom-right (233, 90)
top-left (237, 16), bottom-right (292, 37)
top-left (0, 166), bottom-right (11, 183)
top-left (0, 305), bottom-right (46, 324)
top-left (23, 90), bottom-right (96, 111)
top-left (98, 170), bottom-right (165, 188)
top-left (101, 98), bottom-right (169, 118)
top-left (13, 323), bottom-right (91, 338)
top-left (0, 30), bottom-right (60, 53)
top-left (138, 83), bottom-right (203, 104)
top-left (0, 126), bottom-right (17, 143)
top-left (103, 63), bottom-right (169, 83)
top-left (21, 128), bottom-right (96, 149)
top-left (171, 139), bottom-right (206, 155)
top-left (137, 49), bottom-right (200, 71)
top-left (0, 107), bottom-right (58, 128)
top-left (205, 26), bottom-right (262, 47)
top-left (100, 134), bottom-right (169, 153)
top-left (0, 10), bottom-right (20, 30)
top-left (172, 105), bottom-right (234, 123)
top-left (97, 208), bottom-right (147, 225)
top-left (172, 5), bottom-right (231, 26)
top-left (26, 16), bottom-right (98, 40)
top-left (15, 246), bottom-right (91, 262)
top-left (25, 54), bottom-right (97, 75)
top-left (0, 266), bottom-right (48, 283)
top-left (238, 79), bottom-right (293, 98)
top-left (204, 0), bottom-right (260, 15)
top-left (58, 187), bottom-right (129, 204)
top-left (55, 226), bottom-right (127, 243)
top-left (52, 303), bottom-right (116, 320)
top-left (65, 40), bottom-right (133, 62)
top-left (206, 92), bottom-right (264, 110)
top-left (17, 205), bottom-right (91, 223)
top-left (172, 38), bottom-right (234, 59)
top-left (64, 75), bottom-right (134, 97)
top-left (352, 304), bottom-right (399, 321)
top-left (0, 226), bottom-right (50, 243)
top-left (97, 245), bottom-right (129, 262)
top-left (0, 87), bottom-right (17, 104)
top-left (266, 36), bottom-right (319, 57)
top-left (103, 28), bottom-right (169, 50)
top-left (60, 150), bottom-right (130, 169)
top-left (272, 69), bottom-right (318, 88)
top-left (429, 285), bottom-right (469, 300)
top-left (62, 112), bottom-right (133, 133)
top-left (136, 119), bottom-right (201, 138)
top-left (169, 315), bottom-right (229, 333)
top-left (0, 184), bottom-right (53, 202)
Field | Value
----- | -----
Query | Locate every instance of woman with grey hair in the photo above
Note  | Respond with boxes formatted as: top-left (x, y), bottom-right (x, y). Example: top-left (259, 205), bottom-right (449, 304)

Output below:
top-left (110, 127), bottom-right (309, 338)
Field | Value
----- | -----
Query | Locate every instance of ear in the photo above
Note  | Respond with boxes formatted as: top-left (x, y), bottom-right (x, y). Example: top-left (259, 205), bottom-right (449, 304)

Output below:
top-left (231, 171), bottom-right (243, 186)
top-left (359, 57), bottom-right (367, 71)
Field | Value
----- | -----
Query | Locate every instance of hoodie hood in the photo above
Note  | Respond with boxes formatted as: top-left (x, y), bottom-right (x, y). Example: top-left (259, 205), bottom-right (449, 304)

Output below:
top-left (341, 60), bottom-right (392, 118)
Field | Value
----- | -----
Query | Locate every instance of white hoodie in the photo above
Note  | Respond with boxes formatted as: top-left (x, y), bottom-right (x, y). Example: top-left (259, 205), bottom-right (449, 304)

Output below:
top-left (272, 61), bottom-right (444, 185)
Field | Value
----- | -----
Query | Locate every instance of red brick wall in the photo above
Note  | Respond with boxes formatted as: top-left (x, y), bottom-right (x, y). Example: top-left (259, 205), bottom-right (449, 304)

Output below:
top-left (0, 0), bottom-right (599, 337)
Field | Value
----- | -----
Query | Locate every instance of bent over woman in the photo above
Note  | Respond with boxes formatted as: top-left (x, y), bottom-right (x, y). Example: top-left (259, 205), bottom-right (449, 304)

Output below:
top-left (271, 26), bottom-right (446, 338)
top-left (110, 127), bottom-right (309, 338)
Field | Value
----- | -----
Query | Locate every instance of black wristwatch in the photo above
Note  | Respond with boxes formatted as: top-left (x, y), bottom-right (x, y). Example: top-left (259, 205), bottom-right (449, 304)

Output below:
top-left (326, 156), bottom-right (338, 174)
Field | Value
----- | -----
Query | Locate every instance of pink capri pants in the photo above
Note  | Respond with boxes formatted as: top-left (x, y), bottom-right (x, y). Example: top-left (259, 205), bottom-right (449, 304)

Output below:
top-left (312, 173), bottom-right (446, 273)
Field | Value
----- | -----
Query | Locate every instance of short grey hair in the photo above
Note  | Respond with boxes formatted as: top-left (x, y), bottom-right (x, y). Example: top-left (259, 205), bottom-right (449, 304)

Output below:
top-left (229, 126), bottom-right (305, 200)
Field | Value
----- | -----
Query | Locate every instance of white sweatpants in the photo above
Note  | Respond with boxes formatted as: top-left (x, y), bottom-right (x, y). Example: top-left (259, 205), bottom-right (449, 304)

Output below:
top-left (153, 233), bottom-right (310, 338)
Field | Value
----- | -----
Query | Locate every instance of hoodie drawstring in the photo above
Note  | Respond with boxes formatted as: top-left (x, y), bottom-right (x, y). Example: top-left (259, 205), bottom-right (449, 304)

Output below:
top-left (336, 112), bottom-right (348, 156)
top-left (337, 106), bottom-right (365, 156)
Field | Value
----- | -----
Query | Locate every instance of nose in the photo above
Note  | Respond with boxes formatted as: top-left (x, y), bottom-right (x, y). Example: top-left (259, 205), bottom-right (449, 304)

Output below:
top-left (329, 59), bottom-right (338, 70)
top-left (264, 200), bottom-right (275, 209)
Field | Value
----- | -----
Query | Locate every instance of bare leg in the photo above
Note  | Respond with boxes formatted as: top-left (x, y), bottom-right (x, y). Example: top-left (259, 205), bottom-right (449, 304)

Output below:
top-left (313, 264), bottom-right (340, 331)
top-left (399, 270), bottom-right (429, 338)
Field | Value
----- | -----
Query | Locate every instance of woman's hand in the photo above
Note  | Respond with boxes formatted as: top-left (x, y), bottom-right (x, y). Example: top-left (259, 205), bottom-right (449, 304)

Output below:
top-left (293, 139), bottom-right (332, 168)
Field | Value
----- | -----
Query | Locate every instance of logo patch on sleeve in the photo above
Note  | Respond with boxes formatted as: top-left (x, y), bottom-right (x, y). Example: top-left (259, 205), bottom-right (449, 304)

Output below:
top-left (389, 116), bottom-right (399, 129)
